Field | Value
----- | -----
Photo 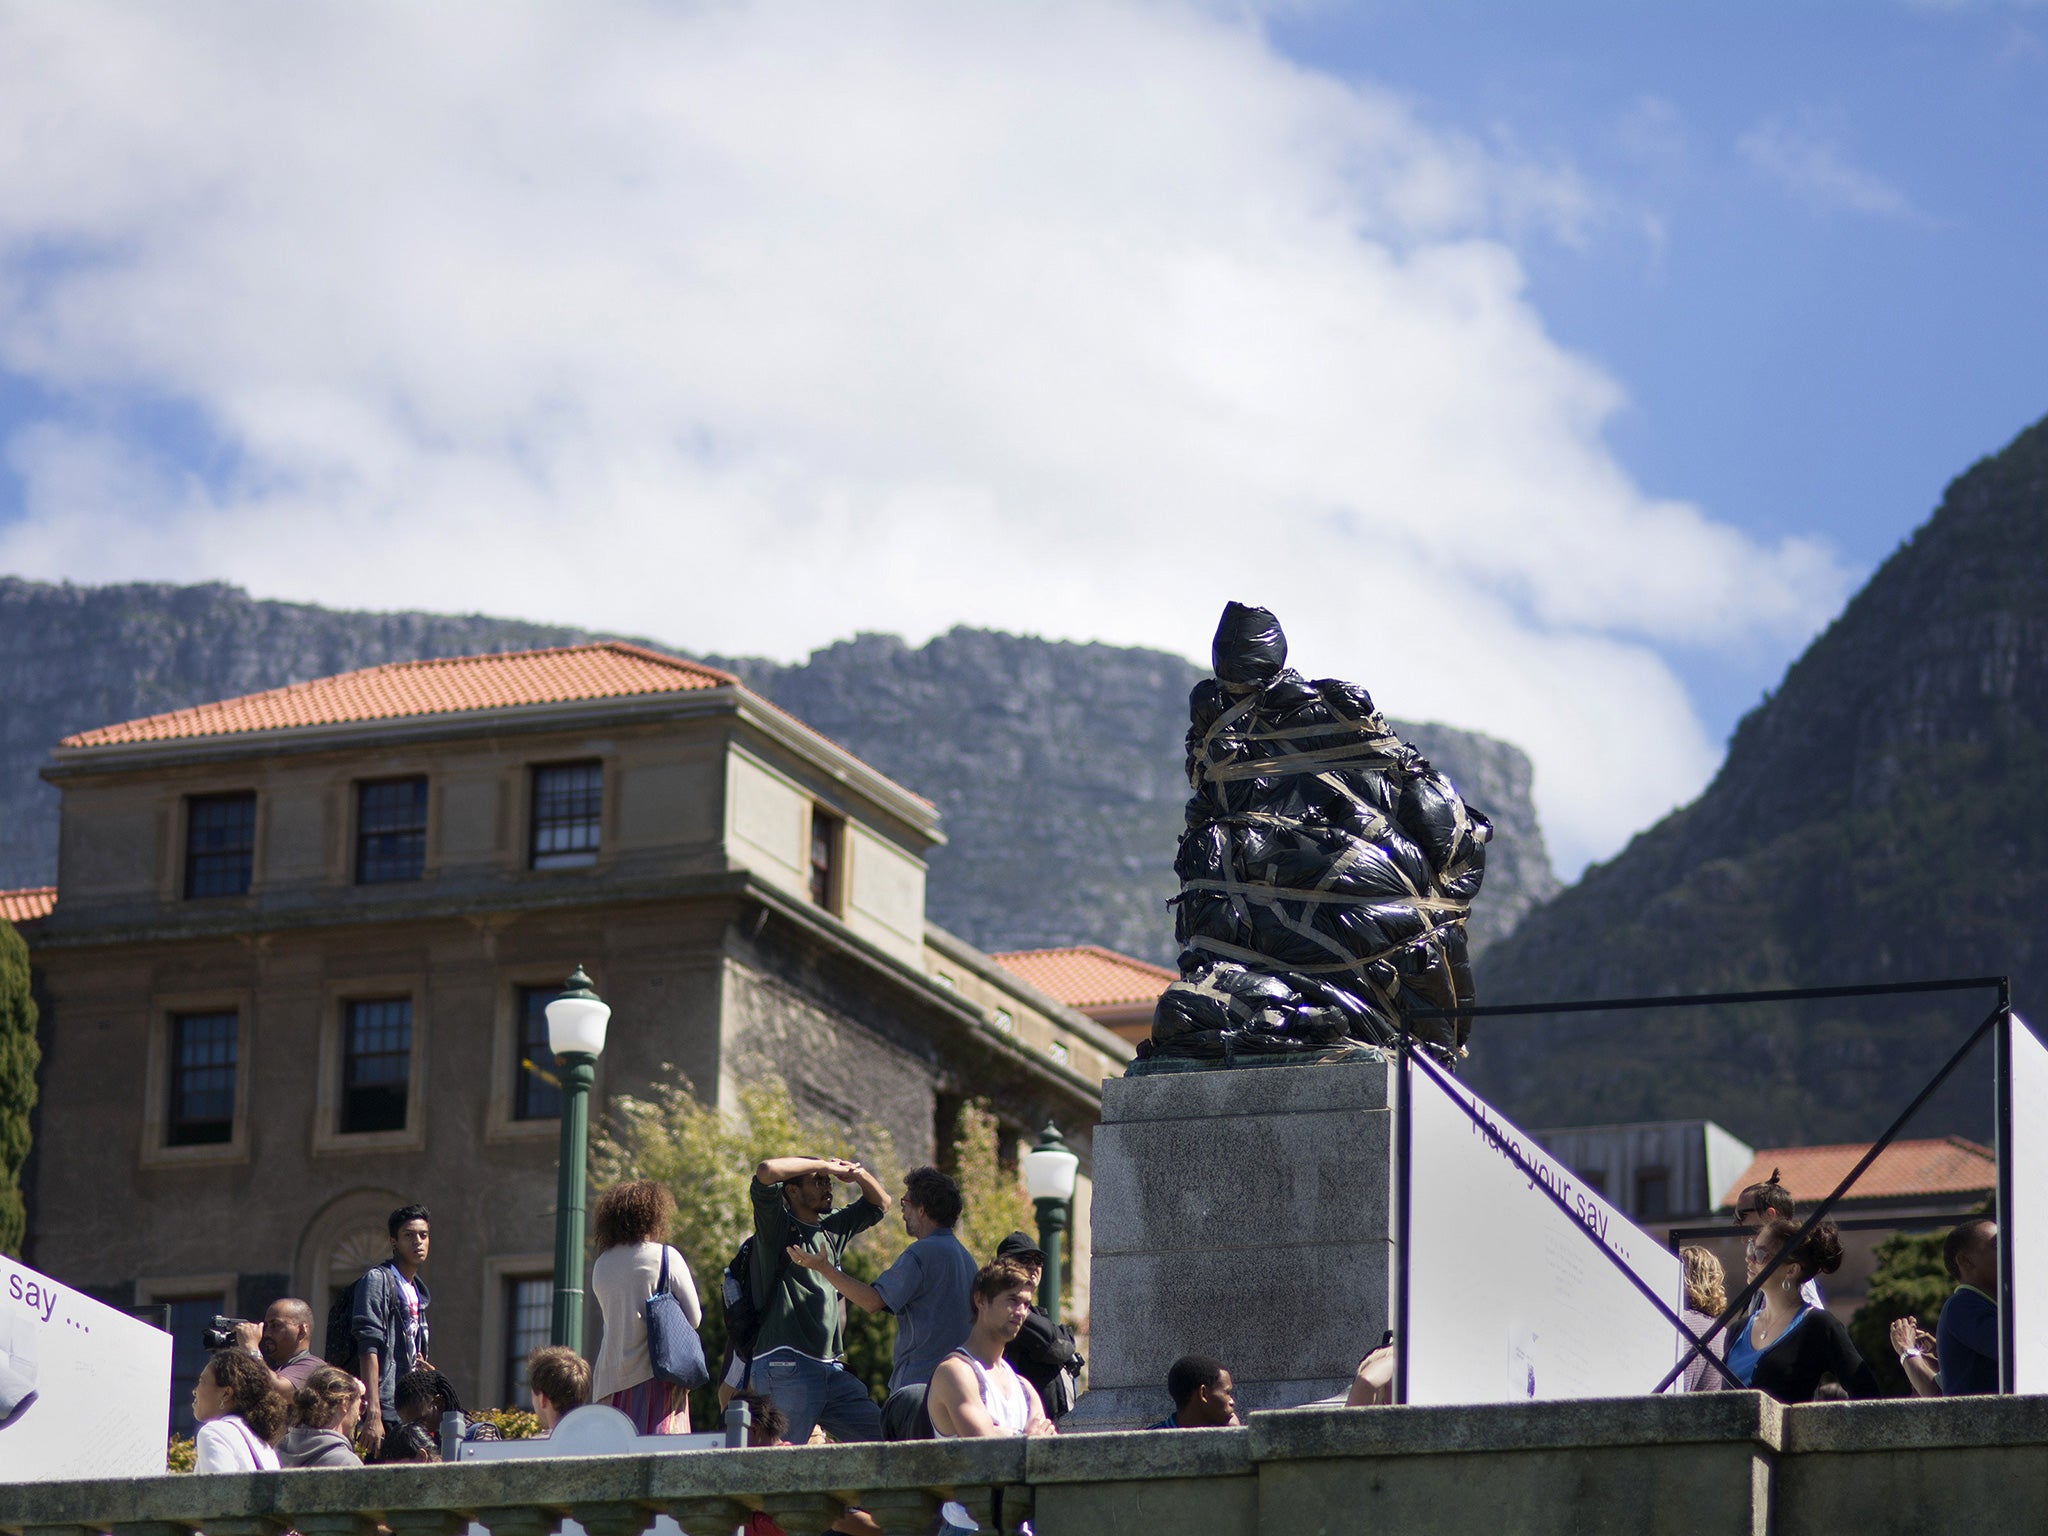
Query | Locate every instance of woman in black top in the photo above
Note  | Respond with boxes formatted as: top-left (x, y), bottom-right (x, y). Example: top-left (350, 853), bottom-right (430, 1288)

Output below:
top-left (1726, 1217), bottom-right (1877, 1402)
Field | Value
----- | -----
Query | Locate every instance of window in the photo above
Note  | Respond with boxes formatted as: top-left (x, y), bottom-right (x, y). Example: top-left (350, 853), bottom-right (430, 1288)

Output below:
top-left (809, 808), bottom-right (841, 909)
top-left (167, 1011), bottom-right (236, 1147)
top-left (1636, 1167), bottom-right (1672, 1222)
top-left (513, 985), bottom-right (562, 1121)
top-left (530, 762), bottom-right (602, 869)
top-left (185, 792), bottom-right (256, 898)
top-left (341, 998), bottom-right (412, 1134)
top-left (357, 777), bottom-right (428, 884)
top-left (992, 1008), bottom-right (1014, 1034)
top-left (1577, 1168), bottom-right (1607, 1196)
top-left (502, 1275), bottom-right (553, 1407)
top-left (160, 1296), bottom-right (224, 1434)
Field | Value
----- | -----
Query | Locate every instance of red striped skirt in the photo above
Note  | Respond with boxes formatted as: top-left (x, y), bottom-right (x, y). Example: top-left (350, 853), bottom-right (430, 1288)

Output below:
top-left (604, 1377), bottom-right (692, 1434)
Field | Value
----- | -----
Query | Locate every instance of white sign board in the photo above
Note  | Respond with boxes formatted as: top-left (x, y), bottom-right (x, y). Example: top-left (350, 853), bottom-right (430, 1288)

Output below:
top-left (2006, 1014), bottom-right (2048, 1393)
top-left (0, 1255), bottom-right (171, 1481)
top-left (1405, 1054), bottom-right (1688, 1404)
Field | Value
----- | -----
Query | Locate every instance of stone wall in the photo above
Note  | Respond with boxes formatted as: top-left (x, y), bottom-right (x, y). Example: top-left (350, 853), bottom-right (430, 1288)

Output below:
top-left (8, 1396), bottom-right (2048, 1535)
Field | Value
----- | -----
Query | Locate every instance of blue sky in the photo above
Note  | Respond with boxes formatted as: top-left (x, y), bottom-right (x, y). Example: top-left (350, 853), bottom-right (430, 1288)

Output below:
top-left (1271, 1), bottom-right (2048, 729)
top-left (0, 2), bottom-right (2040, 872)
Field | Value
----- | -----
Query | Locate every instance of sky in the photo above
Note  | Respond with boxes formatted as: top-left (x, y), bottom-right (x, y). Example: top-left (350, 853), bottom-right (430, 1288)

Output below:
top-left (0, 2), bottom-right (2042, 878)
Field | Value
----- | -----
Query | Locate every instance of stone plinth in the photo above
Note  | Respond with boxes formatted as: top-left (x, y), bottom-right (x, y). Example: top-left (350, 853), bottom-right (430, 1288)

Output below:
top-left (1065, 1056), bottom-right (1394, 1431)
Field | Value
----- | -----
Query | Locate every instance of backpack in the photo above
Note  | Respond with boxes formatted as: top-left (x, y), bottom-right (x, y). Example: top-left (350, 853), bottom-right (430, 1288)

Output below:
top-left (721, 1236), bottom-right (764, 1365)
top-left (323, 1277), bottom-right (363, 1372)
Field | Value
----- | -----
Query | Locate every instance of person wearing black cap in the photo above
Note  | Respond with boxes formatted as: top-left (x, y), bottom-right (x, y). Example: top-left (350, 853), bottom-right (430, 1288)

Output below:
top-left (994, 1231), bottom-right (1083, 1419)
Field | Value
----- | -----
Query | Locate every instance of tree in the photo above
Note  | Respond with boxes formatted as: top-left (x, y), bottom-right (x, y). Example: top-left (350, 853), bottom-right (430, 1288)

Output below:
top-left (946, 1099), bottom-right (1036, 1267)
top-left (0, 919), bottom-right (39, 1259)
top-left (1849, 1229), bottom-right (1951, 1397)
top-left (594, 1076), bottom-right (1043, 1428)
top-left (593, 1073), bottom-right (908, 1426)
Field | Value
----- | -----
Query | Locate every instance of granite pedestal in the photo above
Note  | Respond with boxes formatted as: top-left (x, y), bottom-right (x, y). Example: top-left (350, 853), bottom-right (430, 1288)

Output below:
top-left (1065, 1055), bottom-right (1395, 1431)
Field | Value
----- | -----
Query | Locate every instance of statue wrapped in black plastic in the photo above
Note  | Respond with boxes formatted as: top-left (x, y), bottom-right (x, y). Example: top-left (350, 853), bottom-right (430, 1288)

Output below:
top-left (1144, 602), bottom-right (1490, 1068)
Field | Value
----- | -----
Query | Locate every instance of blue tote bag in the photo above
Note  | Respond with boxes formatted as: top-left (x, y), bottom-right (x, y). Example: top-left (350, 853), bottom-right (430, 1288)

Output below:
top-left (645, 1247), bottom-right (710, 1390)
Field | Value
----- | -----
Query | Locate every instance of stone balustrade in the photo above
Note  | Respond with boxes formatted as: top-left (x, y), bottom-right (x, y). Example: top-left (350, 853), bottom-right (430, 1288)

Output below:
top-left (6, 1395), bottom-right (2048, 1535)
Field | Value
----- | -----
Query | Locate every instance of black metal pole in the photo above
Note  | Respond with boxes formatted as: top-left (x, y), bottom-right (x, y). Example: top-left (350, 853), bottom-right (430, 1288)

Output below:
top-left (1409, 975), bottom-right (2009, 1023)
top-left (1394, 1026), bottom-right (1412, 1406)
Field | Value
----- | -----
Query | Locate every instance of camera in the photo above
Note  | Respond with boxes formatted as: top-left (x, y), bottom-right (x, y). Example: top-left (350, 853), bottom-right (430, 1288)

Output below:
top-left (203, 1315), bottom-right (249, 1351)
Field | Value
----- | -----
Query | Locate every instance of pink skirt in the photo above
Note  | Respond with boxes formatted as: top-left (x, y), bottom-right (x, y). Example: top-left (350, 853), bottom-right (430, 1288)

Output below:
top-left (605, 1377), bottom-right (692, 1434)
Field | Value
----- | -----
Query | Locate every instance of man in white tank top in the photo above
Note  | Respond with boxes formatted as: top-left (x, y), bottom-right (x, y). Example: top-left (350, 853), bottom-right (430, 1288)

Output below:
top-left (926, 1259), bottom-right (1055, 1439)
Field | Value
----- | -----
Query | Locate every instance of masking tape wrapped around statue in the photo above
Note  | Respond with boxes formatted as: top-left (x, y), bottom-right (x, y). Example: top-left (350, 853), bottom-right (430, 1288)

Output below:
top-left (1145, 602), bottom-right (1490, 1067)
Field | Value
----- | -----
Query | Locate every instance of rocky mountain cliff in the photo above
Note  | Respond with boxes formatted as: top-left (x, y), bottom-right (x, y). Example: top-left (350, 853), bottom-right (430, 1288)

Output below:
top-left (1471, 412), bottom-right (2048, 1147)
top-left (0, 580), bottom-right (1556, 965)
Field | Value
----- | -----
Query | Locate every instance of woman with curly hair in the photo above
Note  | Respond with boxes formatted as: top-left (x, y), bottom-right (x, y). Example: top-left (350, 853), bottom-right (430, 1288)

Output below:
top-left (281, 1366), bottom-right (365, 1467)
top-left (192, 1348), bottom-right (289, 1472)
top-left (1676, 1246), bottom-right (1733, 1392)
top-left (590, 1178), bottom-right (702, 1433)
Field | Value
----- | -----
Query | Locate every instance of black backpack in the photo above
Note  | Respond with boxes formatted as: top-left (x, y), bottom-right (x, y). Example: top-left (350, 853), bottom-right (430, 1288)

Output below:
top-left (721, 1236), bottom-right (764, 1365)
top-left (323, 1277), bottom-right (363, 1372)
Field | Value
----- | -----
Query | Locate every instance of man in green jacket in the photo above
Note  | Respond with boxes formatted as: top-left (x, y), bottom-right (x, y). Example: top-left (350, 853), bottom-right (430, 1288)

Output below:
top-left (750, 1154), bottom-right (888, 1441)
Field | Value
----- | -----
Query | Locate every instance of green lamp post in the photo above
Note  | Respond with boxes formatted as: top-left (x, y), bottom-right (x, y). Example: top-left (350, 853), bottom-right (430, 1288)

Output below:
top-left (1023, 1122), bottom-right (1081, 1325)
top-left (544, 965), bottom-right (610, 1349)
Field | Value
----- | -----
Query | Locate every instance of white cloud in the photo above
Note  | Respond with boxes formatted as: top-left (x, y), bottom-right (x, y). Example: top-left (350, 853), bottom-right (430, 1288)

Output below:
top-left (1737, 111), bottom-right (1921, 220)
top-left (0, 0), bottom-right (1854, 874)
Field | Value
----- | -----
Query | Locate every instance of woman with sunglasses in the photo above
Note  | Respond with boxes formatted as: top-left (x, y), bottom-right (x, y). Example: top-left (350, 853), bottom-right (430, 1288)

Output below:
top-left (1724, 1217), bottom-right (1876, 1402)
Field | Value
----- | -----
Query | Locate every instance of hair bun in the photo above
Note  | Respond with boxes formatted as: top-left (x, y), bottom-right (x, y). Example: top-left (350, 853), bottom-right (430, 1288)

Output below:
top-left (1802, 1220), bottom-right (1845, 1276)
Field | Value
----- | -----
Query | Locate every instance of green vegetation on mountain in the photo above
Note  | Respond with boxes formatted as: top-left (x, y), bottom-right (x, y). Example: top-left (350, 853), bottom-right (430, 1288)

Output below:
top-left (1474, 412), bottom-right (2048, 1146)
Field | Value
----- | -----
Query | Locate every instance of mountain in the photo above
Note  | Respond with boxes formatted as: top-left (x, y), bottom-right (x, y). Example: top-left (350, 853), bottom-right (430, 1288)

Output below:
top-left (1471, 413), bottom-right (2048, 1147)
top-left (0, 579), bottom-right (1556, 966)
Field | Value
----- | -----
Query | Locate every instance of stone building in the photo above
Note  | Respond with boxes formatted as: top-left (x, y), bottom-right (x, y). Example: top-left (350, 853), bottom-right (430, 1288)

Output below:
top-left (7, 642), bottom-right (1127, 1421)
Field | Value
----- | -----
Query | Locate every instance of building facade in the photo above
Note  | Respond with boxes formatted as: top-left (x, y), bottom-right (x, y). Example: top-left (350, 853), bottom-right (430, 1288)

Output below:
top-left (12, 643), bottom-right (1128, 1419)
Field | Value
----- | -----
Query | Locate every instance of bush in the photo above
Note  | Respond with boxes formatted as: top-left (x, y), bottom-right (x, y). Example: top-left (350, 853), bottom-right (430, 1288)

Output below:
top-left (593, 1072), bottom-right (907, 1426)
top-left (593, 1076), bottom-right (1043, 1427)
top-left (470, 1405), bottom-right (542, 1439)
top-left (166, 1434), bottom-right (195, 1473)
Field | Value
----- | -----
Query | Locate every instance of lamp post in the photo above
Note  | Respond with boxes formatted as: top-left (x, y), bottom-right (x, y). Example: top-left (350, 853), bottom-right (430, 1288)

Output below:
top-left (1023, 1122), bottom-right (1080, 1325)
top-left (544, 965), bottom-right (610, 1349)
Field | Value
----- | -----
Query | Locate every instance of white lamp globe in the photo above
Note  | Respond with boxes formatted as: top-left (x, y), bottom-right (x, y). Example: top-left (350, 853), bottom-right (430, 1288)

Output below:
top-left (1023, 1124), bottom-right (1080, 1202)
top-left (545, 967), bottom-right (611, 1058)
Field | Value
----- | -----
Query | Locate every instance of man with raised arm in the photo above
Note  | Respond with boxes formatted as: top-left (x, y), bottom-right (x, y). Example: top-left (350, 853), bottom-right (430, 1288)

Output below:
top-left (750, 1153), bottom-right (889, 1441)
top-left (925, 1259), bottom-right (1055, 1440)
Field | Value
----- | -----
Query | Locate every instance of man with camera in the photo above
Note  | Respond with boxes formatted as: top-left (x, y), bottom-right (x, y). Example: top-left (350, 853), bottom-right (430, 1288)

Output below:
top-left (203, 1298), bottom-right (320, 1390)
top-left (352, 1204), bottom-right (434, 1456)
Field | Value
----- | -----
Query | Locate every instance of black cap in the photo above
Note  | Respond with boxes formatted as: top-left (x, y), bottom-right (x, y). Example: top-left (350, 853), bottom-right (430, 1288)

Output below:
top-left (996, 1231), bottom-right (1044, 1264)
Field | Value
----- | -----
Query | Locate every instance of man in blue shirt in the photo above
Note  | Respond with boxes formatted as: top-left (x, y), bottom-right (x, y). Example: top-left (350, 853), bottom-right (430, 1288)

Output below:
top-left (787, 1165), bottom-right (975, 1432)
top-left (1936, 1217), bottom-right (1999, 1395)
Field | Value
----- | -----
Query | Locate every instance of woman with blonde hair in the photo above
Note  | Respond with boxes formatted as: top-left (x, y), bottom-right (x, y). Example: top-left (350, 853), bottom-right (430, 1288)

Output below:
top-left (589, 1178), bottom-right (703, 1432)
top-left (1676, 1246), bottom-right (1734, 1392)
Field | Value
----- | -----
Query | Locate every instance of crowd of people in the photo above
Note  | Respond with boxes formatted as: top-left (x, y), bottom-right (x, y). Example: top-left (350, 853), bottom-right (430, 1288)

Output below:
top-left (183, 1159), bottom-right (2008, 1479)
top-left (1664, 1170), bottom-right (2000, 1404)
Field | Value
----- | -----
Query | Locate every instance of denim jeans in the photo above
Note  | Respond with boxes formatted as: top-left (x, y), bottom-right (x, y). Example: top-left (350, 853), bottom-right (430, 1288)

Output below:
top-left (753, 1351), bottom-right (883, 1442)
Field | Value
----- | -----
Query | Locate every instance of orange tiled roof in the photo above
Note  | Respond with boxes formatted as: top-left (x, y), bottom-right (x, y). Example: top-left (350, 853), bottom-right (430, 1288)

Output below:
top-left (61, 643), bottom-right (735, 748)
top-left (1719, 1137), bottom-right (1997, 1210)
top-left (0, 887), bottom-right (55, 925)
top-left (990, 945), bottom-right (1176, 1010)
